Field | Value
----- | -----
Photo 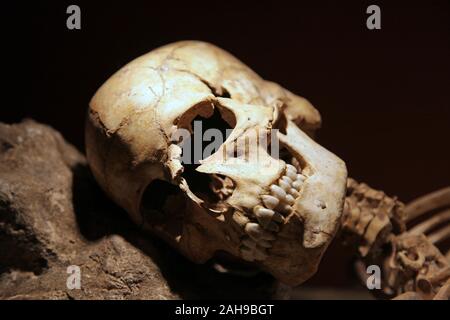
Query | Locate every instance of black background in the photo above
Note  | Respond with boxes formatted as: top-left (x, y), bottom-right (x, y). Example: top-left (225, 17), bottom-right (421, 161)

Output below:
top-left (1, 0), bottom-right (449, 290)
top-left (2, 0), bottom-right (449, 201)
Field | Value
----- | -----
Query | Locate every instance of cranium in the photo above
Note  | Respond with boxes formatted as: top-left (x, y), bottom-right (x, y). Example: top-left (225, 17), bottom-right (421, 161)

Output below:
top-left (86, 41), bottom-right (347, 285)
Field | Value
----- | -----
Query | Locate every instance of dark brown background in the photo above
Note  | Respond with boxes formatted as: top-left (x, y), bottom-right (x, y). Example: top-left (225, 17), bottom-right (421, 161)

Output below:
top-left (1, 0), bottom-right (449, 291)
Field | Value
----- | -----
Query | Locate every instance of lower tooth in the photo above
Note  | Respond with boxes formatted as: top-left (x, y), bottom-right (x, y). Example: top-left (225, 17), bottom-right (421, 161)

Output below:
top-left (253, 247), bottom-right (268, 260)
top-left (245, 223), bottom-right (276, 241)
top-left (242, 237), bottom-right (257, 249)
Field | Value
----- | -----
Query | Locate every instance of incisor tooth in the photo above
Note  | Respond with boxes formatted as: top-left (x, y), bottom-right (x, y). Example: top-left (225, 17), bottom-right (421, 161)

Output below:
top-left (261, 195), bottom-right (279, 209)
top-left (278, 179), bottom-right (291, 192)
top-left (270, 185), bottom-right (286, 200)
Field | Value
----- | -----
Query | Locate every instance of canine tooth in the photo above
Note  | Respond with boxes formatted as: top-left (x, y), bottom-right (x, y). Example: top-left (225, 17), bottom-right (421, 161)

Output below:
top-left (245, 223), bottom-right (276, 241)
top-left (270, 185), bottom-right (286, 200)
top-left (254, 206), bottom-right (276, 227)
top-left (278, 179), bottom-right (291, 192)
top-left (281, 175), bottom-right (293, 185)
top-left (261, 195), bottom-right (279, 209)
top-left (289, 188), bottom-right (299, 198)
top-left (285, 194), bottom-right (295, 205)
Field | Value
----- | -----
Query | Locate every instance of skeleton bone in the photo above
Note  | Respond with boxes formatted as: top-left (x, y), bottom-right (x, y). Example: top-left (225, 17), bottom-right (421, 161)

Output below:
top-left (342, 180), bottom-right (450, 300)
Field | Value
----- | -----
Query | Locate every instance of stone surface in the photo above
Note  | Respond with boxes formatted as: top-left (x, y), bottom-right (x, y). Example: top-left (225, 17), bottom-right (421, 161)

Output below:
top-left (0, 120), bottom-right (274, 299)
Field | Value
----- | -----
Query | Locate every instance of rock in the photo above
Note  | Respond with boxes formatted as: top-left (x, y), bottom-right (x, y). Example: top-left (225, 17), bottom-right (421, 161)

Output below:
top-left (0, 120), bottom-right (274, 299)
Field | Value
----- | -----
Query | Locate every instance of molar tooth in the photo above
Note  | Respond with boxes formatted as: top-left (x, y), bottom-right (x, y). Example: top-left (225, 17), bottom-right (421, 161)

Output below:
top-left (296, 174), bottom-right (306, 182)
top-left (245, 223), bottom-right (276, 241)
top-left (254, 206), bottom-right (276, 227)
top-left (285, 194), bottom-right (295, 205)
top-left (289, 188), bottom-right (299, 198)
top-left (278, 179), bottom-right (291, 192)
top-left (261, 195), bottom-right (279, 209)
top-left (270, 185), bottom-right (287, 200)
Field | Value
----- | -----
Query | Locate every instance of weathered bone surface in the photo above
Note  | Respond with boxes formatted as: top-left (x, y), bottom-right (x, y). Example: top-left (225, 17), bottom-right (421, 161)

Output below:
top-left (86, 41), bottom-right (348, 285)
top-left (342, 179), bottom-right (450, 300)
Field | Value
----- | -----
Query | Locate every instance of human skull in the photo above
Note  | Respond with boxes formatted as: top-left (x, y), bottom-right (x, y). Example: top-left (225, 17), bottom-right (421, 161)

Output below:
top-left (86, 41), bottom-right (347, 285)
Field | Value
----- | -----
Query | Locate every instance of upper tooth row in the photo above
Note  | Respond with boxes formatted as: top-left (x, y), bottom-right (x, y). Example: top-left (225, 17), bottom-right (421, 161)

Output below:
top-left (240, 163), bottom-right (306, 262)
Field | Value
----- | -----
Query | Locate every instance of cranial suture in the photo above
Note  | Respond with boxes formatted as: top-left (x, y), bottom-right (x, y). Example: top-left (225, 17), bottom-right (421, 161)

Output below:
top-left (86, 41), bottom-right (348, 285)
